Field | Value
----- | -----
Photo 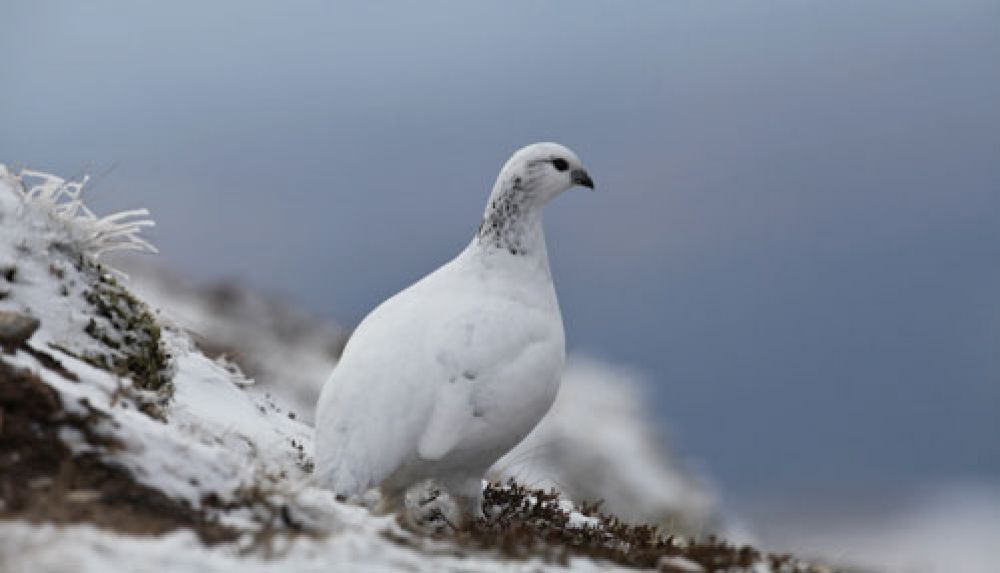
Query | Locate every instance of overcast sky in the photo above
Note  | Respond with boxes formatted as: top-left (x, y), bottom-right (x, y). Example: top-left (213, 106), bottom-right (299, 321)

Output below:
top-left (3, 0), bottom-right (998, 498)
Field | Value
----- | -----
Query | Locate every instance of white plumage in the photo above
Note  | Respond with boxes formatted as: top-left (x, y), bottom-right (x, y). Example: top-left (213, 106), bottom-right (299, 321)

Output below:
top-left (314, 142), bottom-right (594, 522)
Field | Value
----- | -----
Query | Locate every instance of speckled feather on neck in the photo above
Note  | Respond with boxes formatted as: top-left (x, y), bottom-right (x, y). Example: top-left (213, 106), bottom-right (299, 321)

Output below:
top-left (474, 174), bottom-right (546, 257)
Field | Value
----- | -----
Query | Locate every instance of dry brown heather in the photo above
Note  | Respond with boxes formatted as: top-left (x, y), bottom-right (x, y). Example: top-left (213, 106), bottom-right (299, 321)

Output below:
top-left (457, 481), bottom-right (825, 572)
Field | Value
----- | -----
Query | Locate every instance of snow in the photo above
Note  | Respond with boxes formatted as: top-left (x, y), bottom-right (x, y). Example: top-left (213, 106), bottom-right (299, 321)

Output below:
top-left (658, 556), bottom-right (706, 572)
top-left (0, 520), bottom-right (616, 573)
top-left (746, 484), bottom-right (1000, 573)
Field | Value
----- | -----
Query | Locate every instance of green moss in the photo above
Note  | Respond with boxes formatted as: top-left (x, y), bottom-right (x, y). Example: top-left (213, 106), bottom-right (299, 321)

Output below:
top-left (78, 266), bottom-right (172, 419)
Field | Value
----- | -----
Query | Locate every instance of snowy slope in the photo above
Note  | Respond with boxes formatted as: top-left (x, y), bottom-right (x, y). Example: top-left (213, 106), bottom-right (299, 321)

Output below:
top-left (0, 165), bottom-right (821, 573)
top-left (116, 258), bottom-right (347, 421)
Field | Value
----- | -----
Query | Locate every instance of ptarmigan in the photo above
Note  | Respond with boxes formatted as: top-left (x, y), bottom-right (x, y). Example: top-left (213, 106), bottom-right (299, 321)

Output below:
top-left (314, 142), bottom-right (594, 524)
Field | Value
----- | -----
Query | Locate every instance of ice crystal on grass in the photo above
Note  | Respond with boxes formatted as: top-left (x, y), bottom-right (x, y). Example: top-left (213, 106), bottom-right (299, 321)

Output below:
top-left (1, 165), bottom-right (156, 261)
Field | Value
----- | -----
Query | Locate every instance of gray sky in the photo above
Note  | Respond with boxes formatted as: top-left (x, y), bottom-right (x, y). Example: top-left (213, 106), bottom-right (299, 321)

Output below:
top-left (3, 0), bottom-right (999, 497)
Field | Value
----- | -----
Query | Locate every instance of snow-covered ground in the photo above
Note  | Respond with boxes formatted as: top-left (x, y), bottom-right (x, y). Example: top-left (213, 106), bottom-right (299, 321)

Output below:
top-left (740, 483), bottom-right (1000, 573)
top-left (0, 166), bottom-right (798, 572)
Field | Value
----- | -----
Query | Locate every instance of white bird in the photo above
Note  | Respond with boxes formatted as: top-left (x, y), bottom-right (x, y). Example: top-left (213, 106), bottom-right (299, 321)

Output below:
top-left (314, 142), bottom-right (595, 523)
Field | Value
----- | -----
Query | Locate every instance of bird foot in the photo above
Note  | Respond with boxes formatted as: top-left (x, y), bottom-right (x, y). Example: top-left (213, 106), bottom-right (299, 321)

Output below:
top-left (402, 480), bottom-right (461, 534)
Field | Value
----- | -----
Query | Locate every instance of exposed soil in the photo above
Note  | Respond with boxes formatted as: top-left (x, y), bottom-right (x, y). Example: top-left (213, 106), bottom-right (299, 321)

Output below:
top-left (0, 357), bottom-right (238, 544)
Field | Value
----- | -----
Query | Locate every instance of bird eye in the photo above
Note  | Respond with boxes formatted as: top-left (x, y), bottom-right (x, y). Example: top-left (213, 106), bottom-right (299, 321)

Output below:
top-left (551, 158), bottom-right (569, 172)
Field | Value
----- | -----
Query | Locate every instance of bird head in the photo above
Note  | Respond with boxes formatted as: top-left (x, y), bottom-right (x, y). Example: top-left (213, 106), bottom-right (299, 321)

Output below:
top-left (495, 142), bottom-right (594, 206)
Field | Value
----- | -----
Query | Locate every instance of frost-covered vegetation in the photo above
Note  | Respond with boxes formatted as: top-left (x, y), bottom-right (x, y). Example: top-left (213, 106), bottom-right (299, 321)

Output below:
top-left (0, 166), bottom-right (831, 572)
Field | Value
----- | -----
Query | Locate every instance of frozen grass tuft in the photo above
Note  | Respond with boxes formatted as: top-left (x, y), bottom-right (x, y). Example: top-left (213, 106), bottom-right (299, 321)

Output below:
top-left (1, 165), bottom-right (156, 260)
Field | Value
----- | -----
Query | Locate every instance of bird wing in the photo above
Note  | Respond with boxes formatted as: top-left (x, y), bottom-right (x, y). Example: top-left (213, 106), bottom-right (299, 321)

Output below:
top-left (416, 371), bottom-right (476, 460)
top-left (415, 298), bottom-right (563, 461)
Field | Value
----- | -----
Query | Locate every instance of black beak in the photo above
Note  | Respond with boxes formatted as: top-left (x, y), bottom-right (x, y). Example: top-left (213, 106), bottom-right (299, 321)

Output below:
top-left (571, 168), bottom-right (595, 190)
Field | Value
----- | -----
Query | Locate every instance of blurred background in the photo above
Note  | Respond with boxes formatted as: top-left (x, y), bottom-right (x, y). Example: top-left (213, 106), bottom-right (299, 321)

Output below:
top-left (3, 1), bottom-right (999, 571)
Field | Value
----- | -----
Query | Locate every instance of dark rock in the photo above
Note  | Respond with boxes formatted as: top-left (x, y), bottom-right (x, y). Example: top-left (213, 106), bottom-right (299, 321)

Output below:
top-left (0, 310), bottom-right (40, 351)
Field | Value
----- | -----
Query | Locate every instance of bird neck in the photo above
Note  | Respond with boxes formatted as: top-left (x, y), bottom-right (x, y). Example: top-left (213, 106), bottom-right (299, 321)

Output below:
top-left (473, 182), bottom-right (547, 258)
